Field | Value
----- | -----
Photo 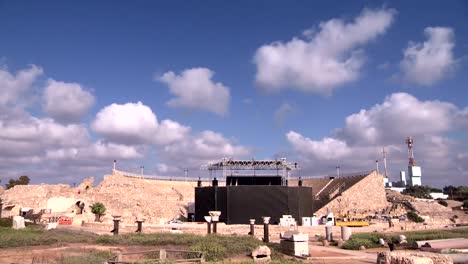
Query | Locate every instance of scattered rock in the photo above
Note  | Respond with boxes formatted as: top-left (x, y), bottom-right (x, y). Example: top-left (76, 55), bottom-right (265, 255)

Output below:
top-left (251, 245), bottom-right (271, 262)
top-left (399, 234), bottom-right (407, 244)
top-left (46, 222), bottom-right (57, 230)
top-left (359, 245), bottom-right (366, 250)
top-left (322, 240), bottom-right (329, 247)
top-left (379, 238), bottom-right (386, 246)
top-left (12, 216), bottom-right (25, 229)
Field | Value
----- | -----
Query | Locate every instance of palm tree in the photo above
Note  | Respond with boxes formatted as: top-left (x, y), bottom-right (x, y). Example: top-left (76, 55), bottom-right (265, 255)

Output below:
top-left (90, 202), bottom-right (106, 222)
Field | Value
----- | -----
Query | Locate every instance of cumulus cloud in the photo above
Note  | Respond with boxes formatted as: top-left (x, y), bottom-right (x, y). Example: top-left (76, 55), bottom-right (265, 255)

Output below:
top-left (45, 141), bottom-right (142, 162)
top-left (0, 65), bottom-right (43, 106)
top-left (456, 107), bottom-right (468, 129)
top-left (0, 117), bottom-right (90, 150)
top-left (159, 68), bottom-right (230, 116)
top-left (0, 115), bottom-right (93, 179)
top-left (43, 79), bottom-right (95, 124)
top-left (254, 8), bottom-right (395, 94)
top-left (91, 102), bottom-right (190, 145)
top-left (400, 27), bottom-right (456, 86)
top-left (161, 130), bottom-right (250, 168)
top-left (287, 131), bottom-right (351, 160)
top-left (92, 102), bottom-right (159, 144)
top-left (286, 93), bottom-right (468, 185)
top-left (335, 93), bottom-right (456, 145)
top-left (0, 65), bottom-right (244, 184)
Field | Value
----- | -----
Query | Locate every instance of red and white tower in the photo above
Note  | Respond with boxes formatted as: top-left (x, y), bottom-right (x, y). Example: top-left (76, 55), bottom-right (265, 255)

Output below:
top-left (406, 136), bottom-right (415, 166)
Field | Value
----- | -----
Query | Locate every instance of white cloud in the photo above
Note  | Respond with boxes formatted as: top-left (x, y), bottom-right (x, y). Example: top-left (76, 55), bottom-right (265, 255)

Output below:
top-left (0, 117), bottom-right (90, 149)
top-left (91, 101), bottom-right (190, 145)
top-left (162, 130), bottom-right (250, 167)
top-left (45, 141), bottom-right (142, 162)
top-left (154, 119), bottom-right (190, 145)
top-left (0, 65), bottom-right (43, 106)
top-left (254, 8), bottom-right (395, 94)
top-left (0, 65), bottom-right (197, 184)
top-left (92, 102), bottom-right (158, 144)
top-left (0, 115), bottom-right (93, 175)
top-left (456, 107), bottom-right (468, 129)
top-left (286, 93), bottom-right (468, 185)
top-left (159, 68), bottom-right (230, 115)
top-left (43, 79), bottom-right (95, 124)
top-left (335, 93), bottom-right (456, 145)
top-left (400, 27), bottom-right (456, 86)
top-left (287, 131), bottom-right (351, 160)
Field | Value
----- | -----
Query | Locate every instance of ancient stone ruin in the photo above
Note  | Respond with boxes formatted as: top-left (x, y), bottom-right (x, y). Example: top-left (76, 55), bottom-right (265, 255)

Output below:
top-left (0, 171), bottom-right (196, 225)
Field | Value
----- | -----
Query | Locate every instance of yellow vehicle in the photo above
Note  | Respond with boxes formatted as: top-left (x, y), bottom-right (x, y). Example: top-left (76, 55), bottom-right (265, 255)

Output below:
top-left (335, 220), bottom-right (370, 227)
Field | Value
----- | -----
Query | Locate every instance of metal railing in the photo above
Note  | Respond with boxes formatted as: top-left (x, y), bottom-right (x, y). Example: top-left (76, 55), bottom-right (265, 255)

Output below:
top-left (114, 169), bottom-right (373, 183)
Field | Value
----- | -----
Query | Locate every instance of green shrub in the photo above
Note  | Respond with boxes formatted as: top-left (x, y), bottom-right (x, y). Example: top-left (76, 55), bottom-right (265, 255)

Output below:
top-left (96, 233), bottom-right (263, 262)
top-left (62, 251), bottom-right (113, 264)
top-left (0, 218), bottom-right (12, 227)
top-left (337, 228), bottom-right (468, 251)
top-left (0, 227), bottom-right (95, 248)
top-left (341, 232), bottom-right (388, 250)
top-left (463, 200), bottom-right (468, 209)
top-left (438, 200), bottom-right (448, 207)
top-left (342, 238), bottom-right (380, 250)
top-left (191, 241), bottom-right (227, 261)
top-left (407, 211), bottom-right (425, 223)
top-left (189, 235), bottom-right (263, 261)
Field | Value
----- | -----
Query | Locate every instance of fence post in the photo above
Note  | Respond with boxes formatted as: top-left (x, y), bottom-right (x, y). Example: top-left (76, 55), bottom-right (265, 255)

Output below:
top-left (111, 216), bottom-right (121, 236)
top-left (249, 219), bottom-right (255, 236)
top-left (262, 217), bottom-right (270, 243)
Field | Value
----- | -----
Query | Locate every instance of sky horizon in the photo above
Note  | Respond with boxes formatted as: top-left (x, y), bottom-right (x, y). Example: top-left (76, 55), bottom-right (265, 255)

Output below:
top-left (0, 1), bottom-right (467, 187)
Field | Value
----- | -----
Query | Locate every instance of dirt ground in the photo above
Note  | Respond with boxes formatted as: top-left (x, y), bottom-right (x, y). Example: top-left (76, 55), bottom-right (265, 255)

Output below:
top-left (0, 242), bottom-right (380, 264)
top-left (0, 244), bottom-right (189, 264)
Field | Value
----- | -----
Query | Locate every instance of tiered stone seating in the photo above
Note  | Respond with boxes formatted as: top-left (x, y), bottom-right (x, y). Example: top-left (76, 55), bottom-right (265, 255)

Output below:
top-left (303, 173), bottom-right (368, 213)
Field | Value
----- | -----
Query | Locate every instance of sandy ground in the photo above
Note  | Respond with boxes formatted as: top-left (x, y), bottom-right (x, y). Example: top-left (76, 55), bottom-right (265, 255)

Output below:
top-left (1, 223), bottom-right (466, 263)
top-left (0, 241), bottom-right (381, 264)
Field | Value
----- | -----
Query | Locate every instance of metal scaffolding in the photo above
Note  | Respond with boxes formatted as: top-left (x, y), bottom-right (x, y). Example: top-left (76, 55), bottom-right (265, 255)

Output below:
top-left (207, 157), bottom-right (299, 185)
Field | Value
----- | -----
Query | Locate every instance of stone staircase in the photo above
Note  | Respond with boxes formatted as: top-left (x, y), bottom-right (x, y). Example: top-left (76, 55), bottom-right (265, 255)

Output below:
top-left (305, 174), bottom-right (368, 213)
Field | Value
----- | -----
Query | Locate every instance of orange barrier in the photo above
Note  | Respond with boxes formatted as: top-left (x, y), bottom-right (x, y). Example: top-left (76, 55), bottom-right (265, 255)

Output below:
top-left (58, 217), bottom-right (73, 225)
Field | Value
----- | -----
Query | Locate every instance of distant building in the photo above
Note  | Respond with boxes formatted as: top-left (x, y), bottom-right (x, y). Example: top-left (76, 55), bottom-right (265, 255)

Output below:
top-left (408, 166), bottom-right (422, 186)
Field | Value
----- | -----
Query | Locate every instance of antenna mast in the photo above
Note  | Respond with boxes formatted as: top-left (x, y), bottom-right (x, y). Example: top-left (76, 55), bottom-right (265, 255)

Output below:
top-left (406, 136), bottom-right (415, 166)
top-left (382, 147), bottom-right (388, 178)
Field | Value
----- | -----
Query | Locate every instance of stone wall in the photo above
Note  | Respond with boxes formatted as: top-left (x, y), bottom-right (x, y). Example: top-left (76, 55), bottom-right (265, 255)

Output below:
top-left (0, 184), bottom-right (74, 217)
top-left (0, 173), bottom-right (197, 225)
top-left (315, 172), bottom-right (390, 217)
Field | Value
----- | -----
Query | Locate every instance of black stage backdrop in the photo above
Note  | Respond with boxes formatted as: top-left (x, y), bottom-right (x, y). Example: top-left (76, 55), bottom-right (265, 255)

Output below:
top-left (195, 186), bottom-right (313, 225)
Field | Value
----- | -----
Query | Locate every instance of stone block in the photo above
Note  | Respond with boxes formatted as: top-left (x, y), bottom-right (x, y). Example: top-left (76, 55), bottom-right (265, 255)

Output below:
top-left (280, 240), bottom-right (309, 256)
top-left (251, 245), bottom-right (271, 262)
top-left (12, 216), bottom-right (25, 229)
top-left (341, 226), bottom-right (352, 241)
top-left (46, 222), bottom-right (57, 230)
top-left (280, 230), bottom-right (309, 241)
top-left (377, 251), bottom-right (453, 264)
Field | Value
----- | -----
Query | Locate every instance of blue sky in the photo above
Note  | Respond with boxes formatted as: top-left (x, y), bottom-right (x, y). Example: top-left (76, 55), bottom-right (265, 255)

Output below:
top-left (0, 1), bottom-right (467, 187)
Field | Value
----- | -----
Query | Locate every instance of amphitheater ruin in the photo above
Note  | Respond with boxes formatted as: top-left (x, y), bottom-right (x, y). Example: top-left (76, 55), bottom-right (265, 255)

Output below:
top-left (0, 163), bottom-right (461, 232)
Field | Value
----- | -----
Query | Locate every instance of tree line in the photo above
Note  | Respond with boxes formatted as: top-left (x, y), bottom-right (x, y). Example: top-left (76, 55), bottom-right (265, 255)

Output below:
top-left (402, 184), bottom-right (468, 202)
top-left (2, 175), bottom-right (30, 190)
